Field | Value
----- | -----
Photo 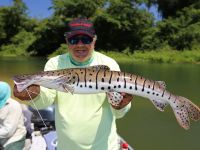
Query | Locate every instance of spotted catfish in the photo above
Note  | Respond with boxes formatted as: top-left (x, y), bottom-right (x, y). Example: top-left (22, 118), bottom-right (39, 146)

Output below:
top-left (13, 65), bottom-right (200, 130)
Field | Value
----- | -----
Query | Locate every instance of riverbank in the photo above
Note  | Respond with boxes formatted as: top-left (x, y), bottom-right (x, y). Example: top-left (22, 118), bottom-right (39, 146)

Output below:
top-left (1, 48), bottom-right (200, 64)
top-left (101, 49), bottom-right (200, 64)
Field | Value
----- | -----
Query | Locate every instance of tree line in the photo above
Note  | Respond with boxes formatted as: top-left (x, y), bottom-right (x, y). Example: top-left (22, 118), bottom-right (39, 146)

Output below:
top-left (0, 0), bottom-right (199, 57)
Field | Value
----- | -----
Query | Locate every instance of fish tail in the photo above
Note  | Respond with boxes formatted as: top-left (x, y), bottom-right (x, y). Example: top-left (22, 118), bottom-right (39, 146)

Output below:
top-left (173, 96), bottom-right (200, 130)
top-left (13, 75), bottom-right (34, 92)
top-left (182, 96), bottom-right (200, 121)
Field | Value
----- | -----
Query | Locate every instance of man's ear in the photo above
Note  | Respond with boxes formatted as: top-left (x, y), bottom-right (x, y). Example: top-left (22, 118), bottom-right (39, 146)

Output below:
top-left (94, 35), bottom-right (97, 41)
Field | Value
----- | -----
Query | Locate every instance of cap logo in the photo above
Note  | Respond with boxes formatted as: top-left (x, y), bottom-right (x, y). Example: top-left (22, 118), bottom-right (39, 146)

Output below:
top-left (70, 23), bottom-right (92, 27)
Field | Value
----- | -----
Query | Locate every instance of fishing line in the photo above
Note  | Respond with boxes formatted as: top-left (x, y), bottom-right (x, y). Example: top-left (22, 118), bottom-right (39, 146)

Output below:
top-left (25, 88), bottom-right (47, 128)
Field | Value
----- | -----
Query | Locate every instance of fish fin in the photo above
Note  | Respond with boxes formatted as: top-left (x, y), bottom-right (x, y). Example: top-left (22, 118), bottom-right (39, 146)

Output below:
top-left (62, 84), bottom-right (74, 94)
top-left (150, 98), bottom-right (168, 111)
top-left (87, 65), bottom-right (110, 71)
top-left (13, 75), bottom-right (33, 92)
top-left (172, 96), bottom-right (200, 130)
top-left (156, 81), bottom-right (166, 89)
top-left (179, 96), bottom-right (200, 121)
top-left (173, 105), bottom-right (190, 130)
top-left (107, 92), bottom-right (123, 106)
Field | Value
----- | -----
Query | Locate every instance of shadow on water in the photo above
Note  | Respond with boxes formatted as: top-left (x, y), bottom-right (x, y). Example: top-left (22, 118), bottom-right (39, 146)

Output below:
top-left (1, 57), bottom-right (200, 150)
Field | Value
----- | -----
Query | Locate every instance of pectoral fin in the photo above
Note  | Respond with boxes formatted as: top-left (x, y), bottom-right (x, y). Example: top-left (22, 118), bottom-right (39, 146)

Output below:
top-left (62, 84), bottom-right (74, 94)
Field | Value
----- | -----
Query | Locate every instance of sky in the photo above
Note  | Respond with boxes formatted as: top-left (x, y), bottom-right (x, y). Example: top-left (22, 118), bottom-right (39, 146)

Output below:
top-left (0, 0), bottom-right (53, 19)
top-left (0, 0), bottom-right (161, 20)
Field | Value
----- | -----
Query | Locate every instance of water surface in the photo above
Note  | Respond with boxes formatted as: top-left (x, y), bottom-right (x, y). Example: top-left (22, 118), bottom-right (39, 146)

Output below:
top-left (0, 57), bottom-right (200, 150)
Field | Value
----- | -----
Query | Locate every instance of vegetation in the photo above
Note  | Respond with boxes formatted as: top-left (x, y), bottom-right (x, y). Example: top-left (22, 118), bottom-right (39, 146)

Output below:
top-left (87, 50), bottom-right (200, 64)
top-left (0, 0), bottom-right (200, 64)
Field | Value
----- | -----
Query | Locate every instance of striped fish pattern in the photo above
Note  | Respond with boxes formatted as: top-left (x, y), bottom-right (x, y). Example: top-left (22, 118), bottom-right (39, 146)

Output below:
top-left (13, 65), bottom-right (200, 130)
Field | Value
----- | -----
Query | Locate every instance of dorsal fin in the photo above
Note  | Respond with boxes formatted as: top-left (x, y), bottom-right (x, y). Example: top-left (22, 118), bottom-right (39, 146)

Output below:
top-left (156, 81), bottom-right (166, 89)
top-left (86, 65), bottom-right (110, 71)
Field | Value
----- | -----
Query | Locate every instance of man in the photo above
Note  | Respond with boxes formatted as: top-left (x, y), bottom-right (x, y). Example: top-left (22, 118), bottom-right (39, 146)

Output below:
top-left (14, 18), bottom-right (133, 150)
top-left (0, 81), bottom-right (26, 150)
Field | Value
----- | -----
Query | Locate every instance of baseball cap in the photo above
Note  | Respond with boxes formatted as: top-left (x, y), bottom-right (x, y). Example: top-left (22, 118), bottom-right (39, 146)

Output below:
top-left (65, 18), bottom-right (96, 38)
top-left (0, 81), bottom-right (11, 109)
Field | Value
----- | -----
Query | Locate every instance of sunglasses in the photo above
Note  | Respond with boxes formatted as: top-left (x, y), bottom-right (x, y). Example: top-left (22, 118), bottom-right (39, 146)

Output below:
top-left (67, 35), bottom-right (93, 45)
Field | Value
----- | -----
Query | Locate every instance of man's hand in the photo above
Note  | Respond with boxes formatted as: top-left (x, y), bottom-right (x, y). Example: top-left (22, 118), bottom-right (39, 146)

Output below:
top-left (13, 84), bottom-right (40, 101)
top-left (110, 92), bottom-right (133, 110)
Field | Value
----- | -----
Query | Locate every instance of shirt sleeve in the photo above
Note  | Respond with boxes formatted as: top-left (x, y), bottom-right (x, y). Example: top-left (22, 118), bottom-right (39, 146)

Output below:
top-left (0, 102), bottom-right (22, 138)
top-left (110, 103), bottom-right (131, 119)
top-left (29, 58), bottom-right (57, 109)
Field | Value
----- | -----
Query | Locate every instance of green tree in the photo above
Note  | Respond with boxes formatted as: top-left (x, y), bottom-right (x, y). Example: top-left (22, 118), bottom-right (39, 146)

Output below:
top-left (94, 0), bottom-right (154, 51)
top-left (153, 4), bottom-right (200, 50)
top-left (0, 0), bottom-right (27, 45)
top-left (147, 0), bottom-right (199, 18)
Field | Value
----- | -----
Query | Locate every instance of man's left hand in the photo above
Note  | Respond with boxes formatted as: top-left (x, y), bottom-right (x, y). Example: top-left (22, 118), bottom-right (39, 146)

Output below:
top-left (110, 92), bottom-right (133, 110)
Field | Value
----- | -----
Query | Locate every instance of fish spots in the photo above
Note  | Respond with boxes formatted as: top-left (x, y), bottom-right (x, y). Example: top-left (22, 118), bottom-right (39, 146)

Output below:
top-left (95, 70), bottom-right (100, 89)
top-left (162, 90), bottom-right (165, 97)
top-left (109, 71), bottom-right (113, 84)
top-left (84, 68), bottom-right (87, 87)
top-left (152, 81), bottom-right (155, 90)
top-left (123, 72), bottom-right (126, 88)
top-left (135, 76), bottom-right (138, 90)
top-left (103, 70), bottom-right (106, 77)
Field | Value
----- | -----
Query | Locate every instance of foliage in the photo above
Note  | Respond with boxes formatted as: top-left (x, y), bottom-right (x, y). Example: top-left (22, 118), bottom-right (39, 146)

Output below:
top-left (94, 0), bottom-right (154, 51)
top-left (102, 49), bottom-right (200, 64)
top-left (152, 5), bottom-right (200, 50)
top-left (52, 0), bottom-right (102, 18)
top-left (27, 17), bottom-right (66, 56)
top-left (0, 0), bottom-right (28, 45)
top-left (48, 44), bottom-right (68, 58)
top-left (147, 0), bottom-right (199, 18)
top-left (0, 0), bottom-right (199, 58)
top-left (0, 30), bottom-right (36, 56)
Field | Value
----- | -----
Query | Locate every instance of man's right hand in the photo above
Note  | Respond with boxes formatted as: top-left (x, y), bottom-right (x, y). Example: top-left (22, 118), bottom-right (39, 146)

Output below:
top-left (13, 84), bottom-right (40, 101)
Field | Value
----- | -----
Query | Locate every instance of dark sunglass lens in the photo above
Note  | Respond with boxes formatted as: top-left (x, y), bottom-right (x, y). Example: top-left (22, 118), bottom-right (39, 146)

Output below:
top-left (68, 36), bottom-right (93, 45)
top-left (81, 36), bottom-right (93, 44)
top-left (68, 37), bottom-right (79, 45)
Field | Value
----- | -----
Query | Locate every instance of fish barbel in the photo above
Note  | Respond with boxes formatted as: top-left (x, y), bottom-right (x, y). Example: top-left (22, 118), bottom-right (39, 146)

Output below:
top-left (13, 65), bottom-right (200, 130)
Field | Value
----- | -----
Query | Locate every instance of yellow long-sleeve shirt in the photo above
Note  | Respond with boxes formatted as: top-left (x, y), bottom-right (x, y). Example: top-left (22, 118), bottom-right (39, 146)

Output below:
top-left (31, 51), bottom-right (131, 150)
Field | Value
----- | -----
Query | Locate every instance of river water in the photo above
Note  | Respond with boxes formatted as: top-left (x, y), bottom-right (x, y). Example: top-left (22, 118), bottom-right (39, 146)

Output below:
top-left (0, 57), bottom-right (200, 150)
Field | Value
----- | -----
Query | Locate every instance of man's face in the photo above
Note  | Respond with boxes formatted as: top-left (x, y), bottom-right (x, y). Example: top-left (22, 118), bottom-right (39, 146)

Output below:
top-left (66, 34), bottom-right (96, 63)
